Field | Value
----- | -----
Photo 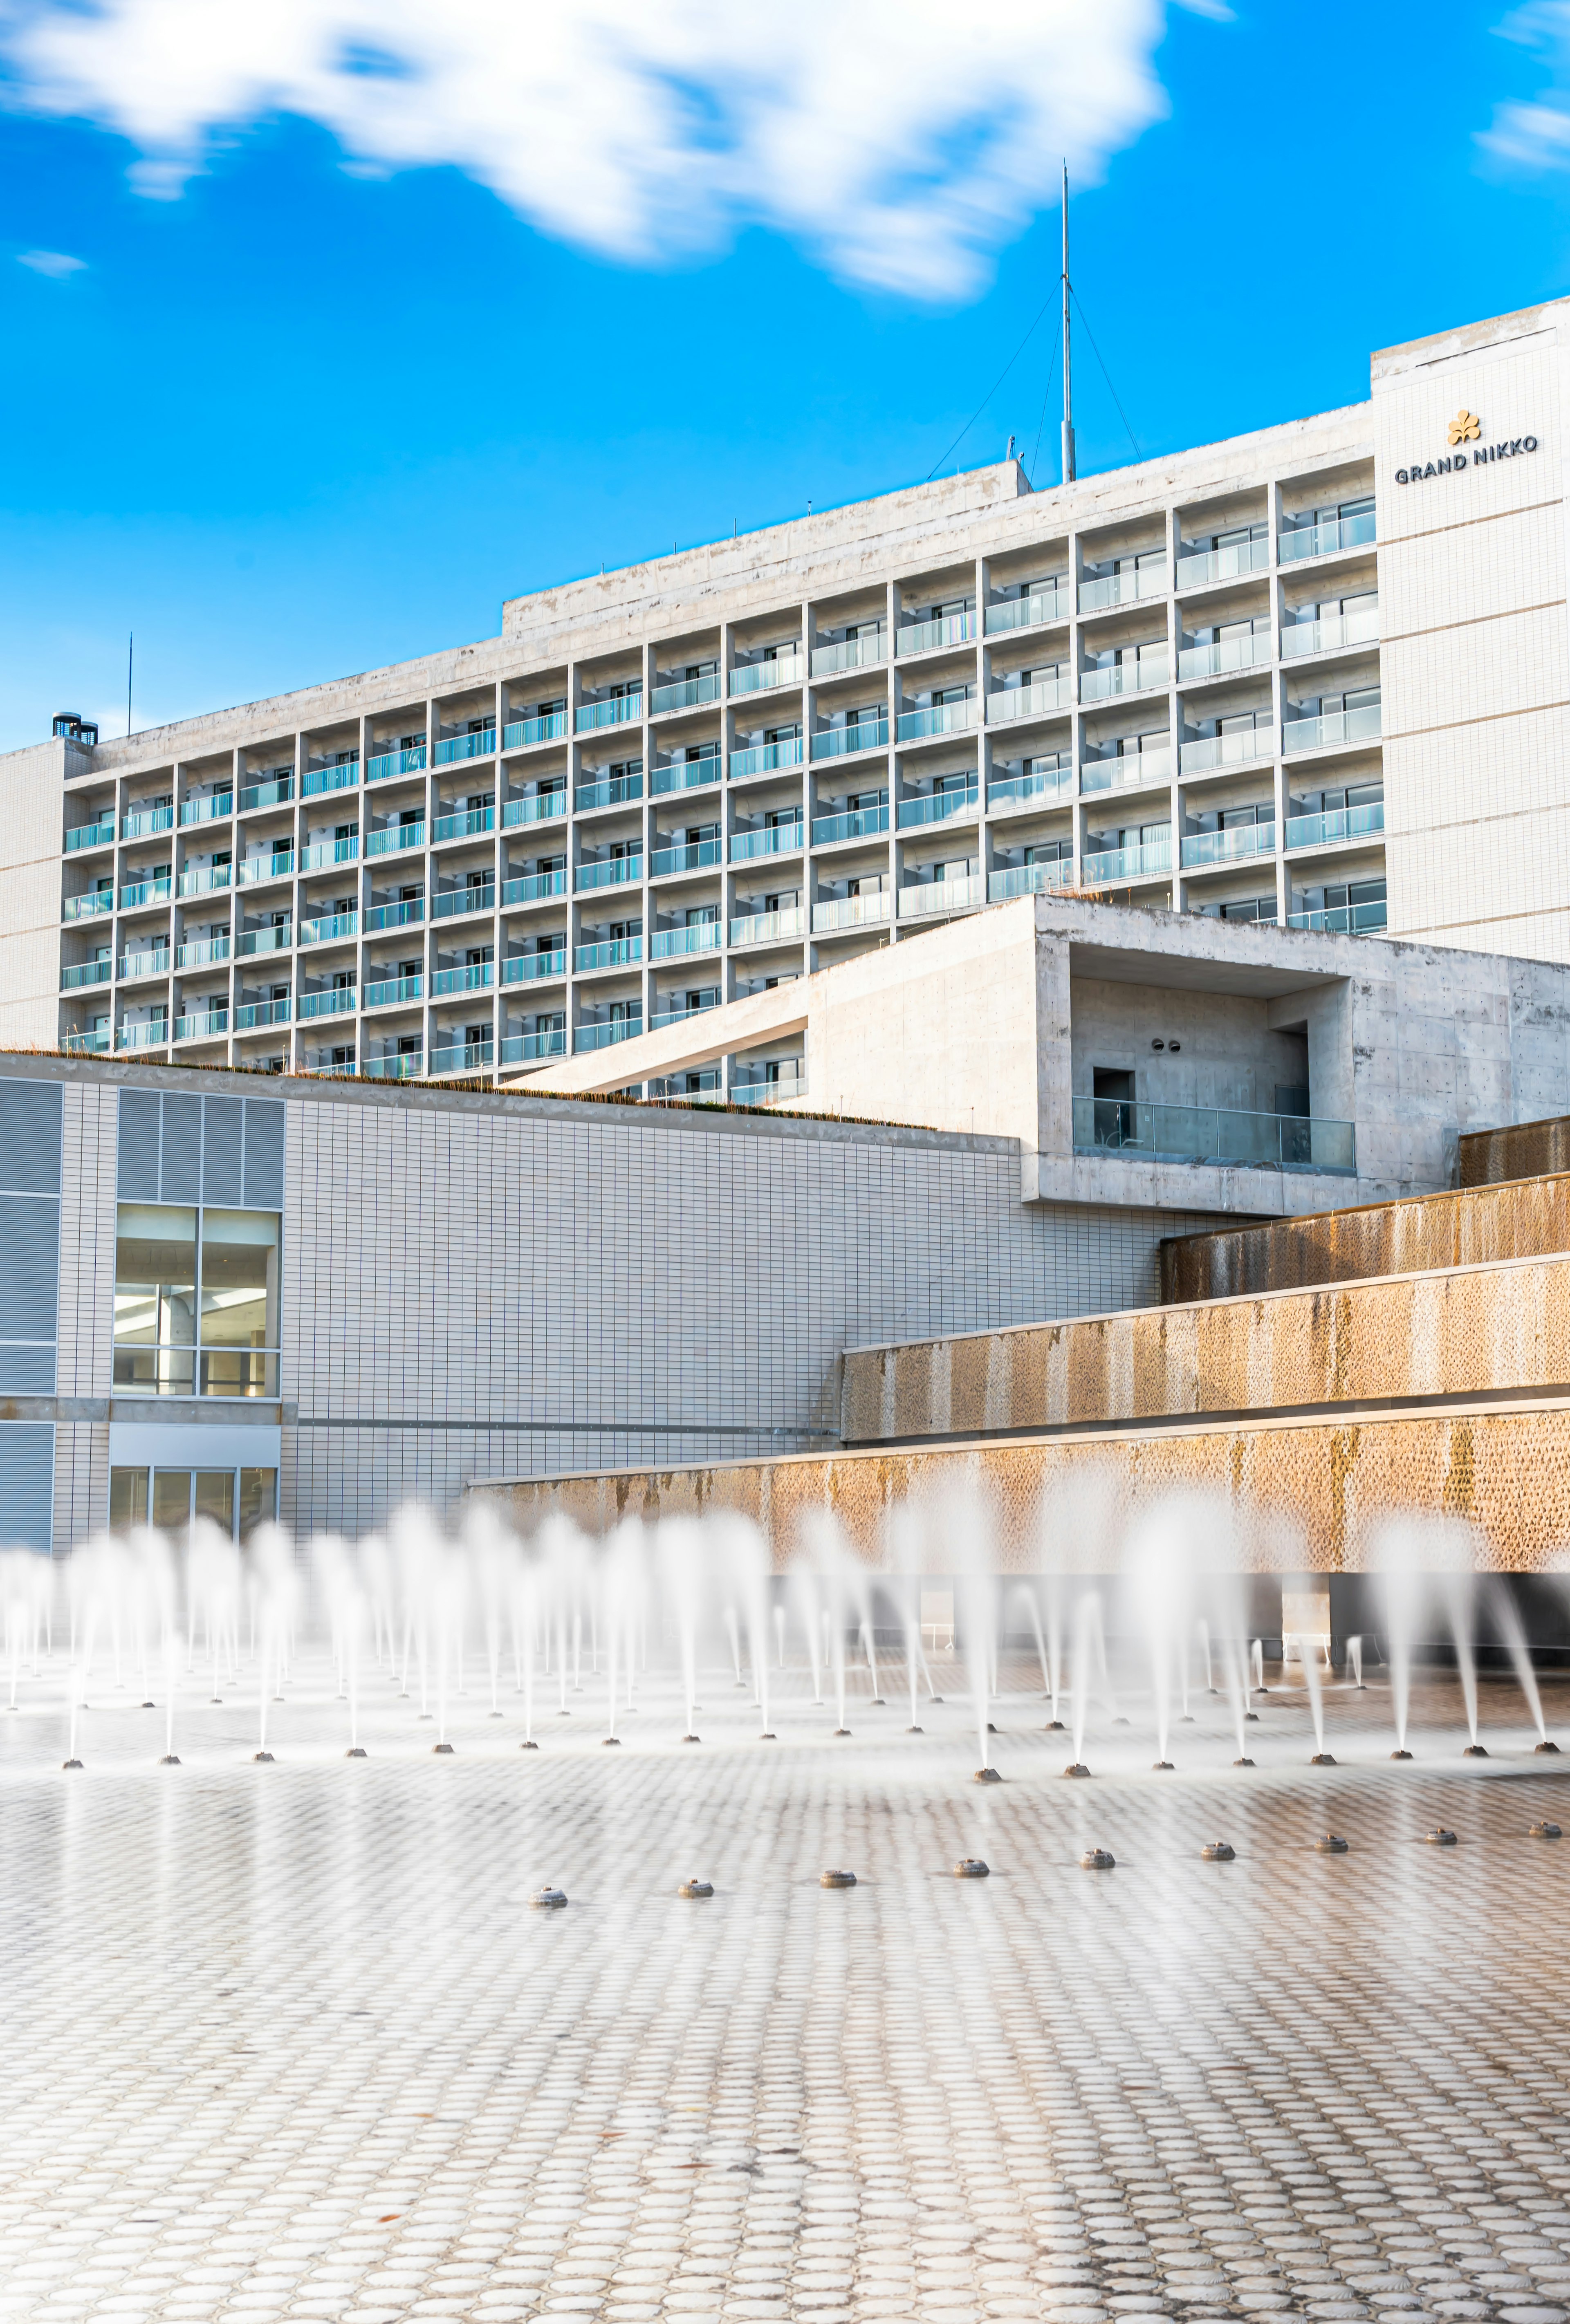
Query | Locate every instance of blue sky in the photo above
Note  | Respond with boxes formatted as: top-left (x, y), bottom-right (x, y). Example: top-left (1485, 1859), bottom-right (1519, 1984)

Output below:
top-left (3, 0), bottom-right (1570, 751)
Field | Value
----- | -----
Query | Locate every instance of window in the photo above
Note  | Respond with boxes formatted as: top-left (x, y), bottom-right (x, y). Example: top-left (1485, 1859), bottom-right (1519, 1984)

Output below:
top-left (114, 1202), bottom-right (280, 1397)
top-left (111, 1465), bottom-right (278, 1539)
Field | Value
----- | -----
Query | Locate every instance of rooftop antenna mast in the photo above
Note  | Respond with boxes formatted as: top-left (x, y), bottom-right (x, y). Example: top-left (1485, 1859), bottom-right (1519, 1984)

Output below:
top-left (1061, 161), bottom-right (1076, 484)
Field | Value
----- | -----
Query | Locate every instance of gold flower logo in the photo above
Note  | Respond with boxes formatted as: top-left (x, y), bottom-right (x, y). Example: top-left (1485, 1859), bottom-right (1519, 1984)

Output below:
top-left (1449, 409), bottom-right (1481, 445)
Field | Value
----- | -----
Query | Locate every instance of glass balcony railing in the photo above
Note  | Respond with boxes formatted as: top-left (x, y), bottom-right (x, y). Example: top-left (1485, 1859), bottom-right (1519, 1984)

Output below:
top-left (62, 959), bottom-right (112, 989)
top-left (1179, 728), bottom-right (1276, 776)
top-left (651, 998), bottom-right (720, 1029)
top-left (363, 1051), bottom-right (425, 1079)
top-left (501, 1030), bottom-right (567, 1063)
top-left (652, 755), bottom-right (721, 795)
top-left (300, 836), bottom-right (359, 870)
top-left (575, 693), bottom-right (643, 733)
top-left (729, 656), bottom-right (803, 697)
top-left (650, 673), bottom-right (721, 715)
top-left (812, 891), bottom-right (890, 934)
top-left (118, 952), bottom-right (170, 982)
top-left (1081, 751), bottom-right (1172, 794)
top-left (502, 713), bottom-right (566, 749)
top-left (576, 1017), bottom-right (644, 1051)
top-left (730, 907), bottom-right (807, 947)
top-left (502, 870), bottom-right (567, 905)
top-left (366, 899), bottom-right (424, 932)
top-left (62, 1028), bottom-right (112, 1054)
top-left (238, 853), bottom-right (294, 885)
top-left (1081, 835), bottom-right (1172, 884)
top-left (364, 974), bottom-right (424, 1008)
top-left (367, 821), bottom-right (427, 857)
top-left (1081, 657), bottom-right (1169, 703)
top-left (576, 937), bottom-right (643, 972)
top-left (433, 962), bottom-right (494, 996)
top-left (302, 760), bottom-right (360, 796)
top-left (812, 805), bottom-right (889, 845)
top-left (429, 1039), bottom-right (494, 1074)
top-left (433, 883), bottom-right (496, 920)
top-left (238, 776), bottom-right (294, 811)
top-left (1177, 632), bottom-right (1272, 681)
top-left (1285, 801), bottom-right (1386, 851)
top-left (898, 873), bottom-right (983, 919)
top-left (987, 679), bottom-right (1072, 724)
top-left (65, 819), bottom-right (114, 852)
top-left (235, 998), bottom-right (290, 1029)
top-left (503, 790), bottom-right (568, 827)
top-left (896, 610), bottom-right (976, 656)
top-left (576, 773), bottom-right (644, 811)
top-left (811, 633), bottom-right (888, 681)
top-left (897, 786), bottom-right (978, 831)
top-left (299, 911), bottom-right (359, 945)
top-left (653, 838), bottom-right (723, 875)
top-left (120, 878), bottom-right (173, 908)
top-left (433, 806), bottom-right (495, 842)
top-left (1174, 538), bottom-right (1269, 588)
top-left (1283, 702), bottom-right (1382, 755)
top-left (1278, 511), bottom-right (1377, 563)
top-left (122, 805), bottom-right (173, 839)
top-left (984, 587), bottom-right (1072, 636)
top-left (434, 728), bottom-right (496, 766)
top-left (576, 855), bottom-right (642, 892)
top-left (300, 986), bottom-right (358, 1020)
top-left (895, 700), bottom-right (978, 744)
top-left (175, 936), bottom-right (231, 969)
top-left (730, 824), bottom-right (801, 862)
top-left (178, 864), bottom-right (233, 898)
top-left (1288, 898), bottom-right (1388, 935)
top-left (238, 924), bottom-right (292, 957)
top-left (988, 769), bottom-right (1070, 812)
top-left (988, 858), bottom-right (1073, 901)
top-left (731, 1070), bottom-right (807, 1106)
top-left (117, 1019), bottom-right (170, 1051)
top-left (651, 921), bottom-right (721, 960)
top-left (1079, 563), bottom-right (1167, 613)
top-left (1281, 607), bottom-right (1382, 659)
top-left (1073, 1094), bottom-right (1355, 1176)
top-left (810, 719), bottom-right (888, 763)
top-left (174, 1009), bottom-right (228, 1042)
top-left (64, 891), bottom-right (114, 921)
top-left (730, 737), bottom-right (804, 778)
top-left (502, 949), bottom-right (567, 984)
top-left (179, 793), bottom-right (233, 827)
top-left (1180, 822), bottom-right (1276, 869)
top-left (367, 744), bottom-right (427, 782)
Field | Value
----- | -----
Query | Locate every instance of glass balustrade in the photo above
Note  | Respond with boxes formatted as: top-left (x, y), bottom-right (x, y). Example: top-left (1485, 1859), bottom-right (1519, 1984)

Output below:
top-left (575, 1017), bottom-right (644, 1050)
top-left (729, 658), bottom-right (803, 697)
top-left (238, 776), bottom-right (294, 811)
top-left (502, 950), bottom-right (566, 984)
top-left (1081, 752), bottom-right (1172, 793)
top-left (897, 874), bottom-right (983, 918)
top-left (62, 960), bottom-right (112, 988)
top-left (575, 694), bottom-right (643, 733)
top-left (501, 1030), bottom-right (567, 1062)
top-left (730, 907), bottom-right (807, 946)
top-left (1179, 729), bottom-right (1276, 775)
top-left (502, 870), bottom-right (567, 904)
top-left (367, 822), bottom-right (427, 856)
top-left (650, 673), bottom-right (721, 714)
top-left (433, 883), bottom-right (496, 919)
top-left (810, 634), bottom-right (886, 677)
top-left (434, 728), bottom-right (497, 766)
top-left (1285, 801), bottom-right (1386, 851)
top-left (119, 878), bottom-right (174, 908)
top-left (652, 756), bottom-right (721, 794)
top-left (1078, 563), bottom-right (1168, 612)
top-left (652, 839), bottom-right (723, 874)
top-left (812, 892), bottom-right (890, 933)
top-left (895, 701), bottom-right (978, 743)
top-left (984, 588), bottom-right (1072, 636)
top-left (1280, 608), bottom-right (1382, 659)
top-left (576, 774), bottom-right (644, 811)
top-left (1283, 703), bottom-right (1383, 754)
top-left (302, 761), bottom-right (360, 796)
top-left (299, 911), bottom-right (359, 945)
top-left (363, 975), bottom-right (425, 1008)
top-left (300, 987), bottom-right (358, 1020)
top-left (433, 963), bottom-right (494, 996)
top-left (122, 805), bottom-right (174, 839)
top-left (363, 1052), bottom-right (425, 1079)
top-left (987, 680), bottom-right (1072, 723)
top-left (502, 713), bottom-right (566, 749)
top-left (238, 854), bottom-right (294, 885)
top-left (179, 793), bottom-right (233, 826)
top-left (1278, 511), bottom-right (1377, 563)
top-left (730, 825), bottom-right (801, 861)
top-left (117, 952), bottom-right (170, 982)
top-left (175, 937), bottom-right (231, 968)
top-left (1177, 633), bottom-right (1272, 681)
top-left (896, 611), bottom-right (976, 655)
top-left (433, 806), bottom-right (495, 842)
top-left (429, 1040), bottom-right (495, 1073)
top-left (178, 865), bottom-right (233, 897)
top-left (1288, 898), bottom-right (1389, 934)
top-left (896, 787), bottom-right (978, 831)
top-left (650, 922), bottom-right (721, 959)
top-left (65, 820), bottom-right (115, 852)
top-left (576, 856), bottom-right (642, 892)
top-left (366, 745), bottom-right (427, 781)
top-left (730, 738), bottom-right (804, 778)
top-left (988, 859), bottom-right (1073, 900)
top-left (366, 899), bottom-right (424, 931)
top-left (64, 892), bottom-right (114, 921)
top-left (1072, 1093), bottom-right (1355, 1174)
top-left (174, 1010), bottom-right (228, 1041)
top-left (811, 805), bottom-right (889, 845)
top-left (988, 769), bottom-right (1070, 811)
top-left (300, 837), bottom-right (359, 870)
top-left (575, 938), bottom-right (643, 971)
top-left (810, 721), bottom-right (888, 762)
top-left (1180, 823), bottom-right (1276, 868)
top-left (235, 998), bottom-right (292, 1029)
top-left (1174, 538), bottom-right (1270, 587)
top-left (1081, 658), bottom-right (1169, 702)
top-left (503, 790), bottom-right (568, 826)
top-left (1081, 835), bottom-right (1172, 883)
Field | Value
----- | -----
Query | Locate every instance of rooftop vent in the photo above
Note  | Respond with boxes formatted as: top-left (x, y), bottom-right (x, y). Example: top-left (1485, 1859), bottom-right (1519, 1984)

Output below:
top-left (52, 713), bottom-right (99, 748)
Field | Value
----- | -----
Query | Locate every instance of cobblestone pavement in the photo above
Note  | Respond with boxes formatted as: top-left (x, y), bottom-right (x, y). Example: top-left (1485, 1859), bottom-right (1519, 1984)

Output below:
top-left (3, 1656), bottom-right (1570, 2324)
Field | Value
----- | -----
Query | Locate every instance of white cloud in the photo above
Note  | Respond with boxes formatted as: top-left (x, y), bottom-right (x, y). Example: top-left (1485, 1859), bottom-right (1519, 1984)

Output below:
top-left (1481, 2), bottom-right (1570, 170)
top-left (0, 0), bottom-right (1219, 299)
top-left (17, 247), bottom-right (85, 275)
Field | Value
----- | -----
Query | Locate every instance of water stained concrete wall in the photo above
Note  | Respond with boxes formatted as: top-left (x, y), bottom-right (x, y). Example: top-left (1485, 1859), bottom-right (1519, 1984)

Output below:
top-left (1460, 1115), bottom-right (1570, 1189)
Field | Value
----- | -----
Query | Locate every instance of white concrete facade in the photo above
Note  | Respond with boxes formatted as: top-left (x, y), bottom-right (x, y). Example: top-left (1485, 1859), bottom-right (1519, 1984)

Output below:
top-left (8, 296), bottom-right (1569, 1092)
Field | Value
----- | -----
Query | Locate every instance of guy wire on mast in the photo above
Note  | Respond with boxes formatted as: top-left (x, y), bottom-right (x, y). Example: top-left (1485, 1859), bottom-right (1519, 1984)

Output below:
top-left (1061, 161), bottom-right (1075, 485)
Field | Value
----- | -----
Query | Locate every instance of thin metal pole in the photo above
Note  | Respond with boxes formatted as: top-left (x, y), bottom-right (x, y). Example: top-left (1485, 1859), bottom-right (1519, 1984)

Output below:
top-left (1060, 162), bottom-right (1075, 485)
top-left (126, 634), bottom-right (133, 737)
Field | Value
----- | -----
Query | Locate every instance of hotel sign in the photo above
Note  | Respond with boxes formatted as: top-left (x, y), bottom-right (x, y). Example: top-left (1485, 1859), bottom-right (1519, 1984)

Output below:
top-left (1396, 411), bottom-right (1538, 484)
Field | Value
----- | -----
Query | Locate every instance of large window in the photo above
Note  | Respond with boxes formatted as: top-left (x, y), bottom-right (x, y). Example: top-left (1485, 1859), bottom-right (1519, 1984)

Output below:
top-left (110, 1466), bottom-right (277, 1537)
top-left (114, 1203), bottom-right (280, 1396)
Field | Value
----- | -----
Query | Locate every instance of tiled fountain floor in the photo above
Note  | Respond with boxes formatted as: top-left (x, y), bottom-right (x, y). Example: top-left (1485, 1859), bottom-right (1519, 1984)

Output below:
top-left (4, 1659), bottom-right (1570, 2324)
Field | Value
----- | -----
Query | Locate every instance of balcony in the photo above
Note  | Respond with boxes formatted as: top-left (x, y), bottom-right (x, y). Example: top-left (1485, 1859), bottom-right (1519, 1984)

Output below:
top-left (1281, 607), bottom-right (1382, 660)
top-left (363, 1051), bottom-right (424, 1079)
top-left (179, 792), bottom-right (233, 827)
top-left (430, 1039), bottom-right (494, 1074)
top-left (62, 1028), bottom-right (112, 1054)
top-left (1072, 1094), bottom-right (1355, 1175)
top-left (62, 959), bottom-right (112, 989)
top-left (299, 911), bottom-right (359, 946)
top-left (895, 700), bottom-right (979, 744)
top-left (65, 818), bottom-right (114, 853)
top-left (502, 870), bottom-right (567, 905)
top-left (364, 974), bottom-right (424, 1008)
top-left (653, 838), bottom-right (723, 875)
top-left (434, 727), bottom-right (496, 766)
top-left (64, 890), bottom-right (114, 921)
top-left (1285, 801), bottom-right (1386, 851)
top-left (238, 776), bottom-right (294, 811)
top-left (1081, 656), bottom-right (1169, 704)
top-left (1178, 633), bottom-right (1272, 682)
top-left (238, 924), bottom-right (292, 957)
top-left (984, 587), bottom-right (1073, 637)
top-left (989, 768), bottom-right (1070, 812)
top-left (1081, 751), bottom-right (1172, 794)
top-left (118, 951), bottom-right (170, 981)
top-left (651, 921), bottom-right (721, 960)
top-left (433, 806), bottom-right (495, 843)
top-left (1079, 562), bottom-right (1167, 613)
top-left (503, 790), bottom-right (568, 827)
top-left (117, 1019), bottom-right (170, 1052)
top-left (301, 836), bottom-right (359, 870)
top-left (730, 824), bottom-right (801, 862)
top-left (366, 899), bottom-right (424, 932)
top-left (501, 1029), bottom-right (567, 1064)
top-left (731, 907), bottom-right (807, 947)
top-left (1278, 511), bottom-right (1377, 563)
top-left (576, 855), bottom-right (642, 893)
top-left (897, 785), bottom-right (978, 832)
top-left (652, 997), bottom-right (719, 1029)
top-left (502, 948), bottom-right (566, 984)
top-left (502, 712), bottom-right (567, 749)
top-left (732, 1069), bottom-right (807, 1106)
top-left (575, 692), bottom-right (642, 734)
top-left (433, 882), bottom-right (496, 920)
top-left (653, 755), bottom-right (720, 796)
top-left (898, 873), bottom-right (983, 919)
top-left (813, 891), bottom-right (890, 934)
top-left (121, 877), bottom-right (173, 908)
top-left (1289, 898), bottom-right (1389, 935)
top-left (367, 821), bottom-right (427, 858)
top-left (650, 673), bottom-right (721, 715)
top-left (1179, 728), bottom-right (1276, 776)
top-left (1283, 703), bottom-right (1383, 755)
top-left (988, 679), bottom-right (1073, 724)
top-left (1081, 835), bottom-right (1172, 883)
top-left (576, 937), bottom-right (643, 972)
top-left (235, 998), bottom-right (291, 1029)
top-left (300, 986), bottom-right (358, 1020)
top-left (175, 1008), bottom-right (228, 1042)
top-left (175, 936), bottom-right (231, 969)
top-left (367, 744), bottom-right (427, 782)
top-left (576, 772), bottom-right (644, 811)
top-left (811, 634), bottom-right (886, 678)
top-left (302, 760), bottom-right (360, 797)
top-left (731, 737), bottom-right (804, 778)
top-left (1180, 823), bottom-right (1276, 870)
top-left (812, 804), bottom-right (888, 845)
top-left (238, 852), bottom-right (294, 887)
top-left (729, 655), bottom-right (803, 698)
top-left (178, 864), bottom-right (233, 899)
top-left (989, 858), bottom-right (1073, 901)
top-left (810, 719), bottom-right (888, 764)
top-left (897, 611), bottom-right (976, 657)
top-left (123, 805), bottom-right (173, 839)
top-left (433, 962), bottom-right (494, 996)
top-left (576, 1016), bottom-right (644, 1052)
top-left (1175, 537), bottom-right (1270, 588)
